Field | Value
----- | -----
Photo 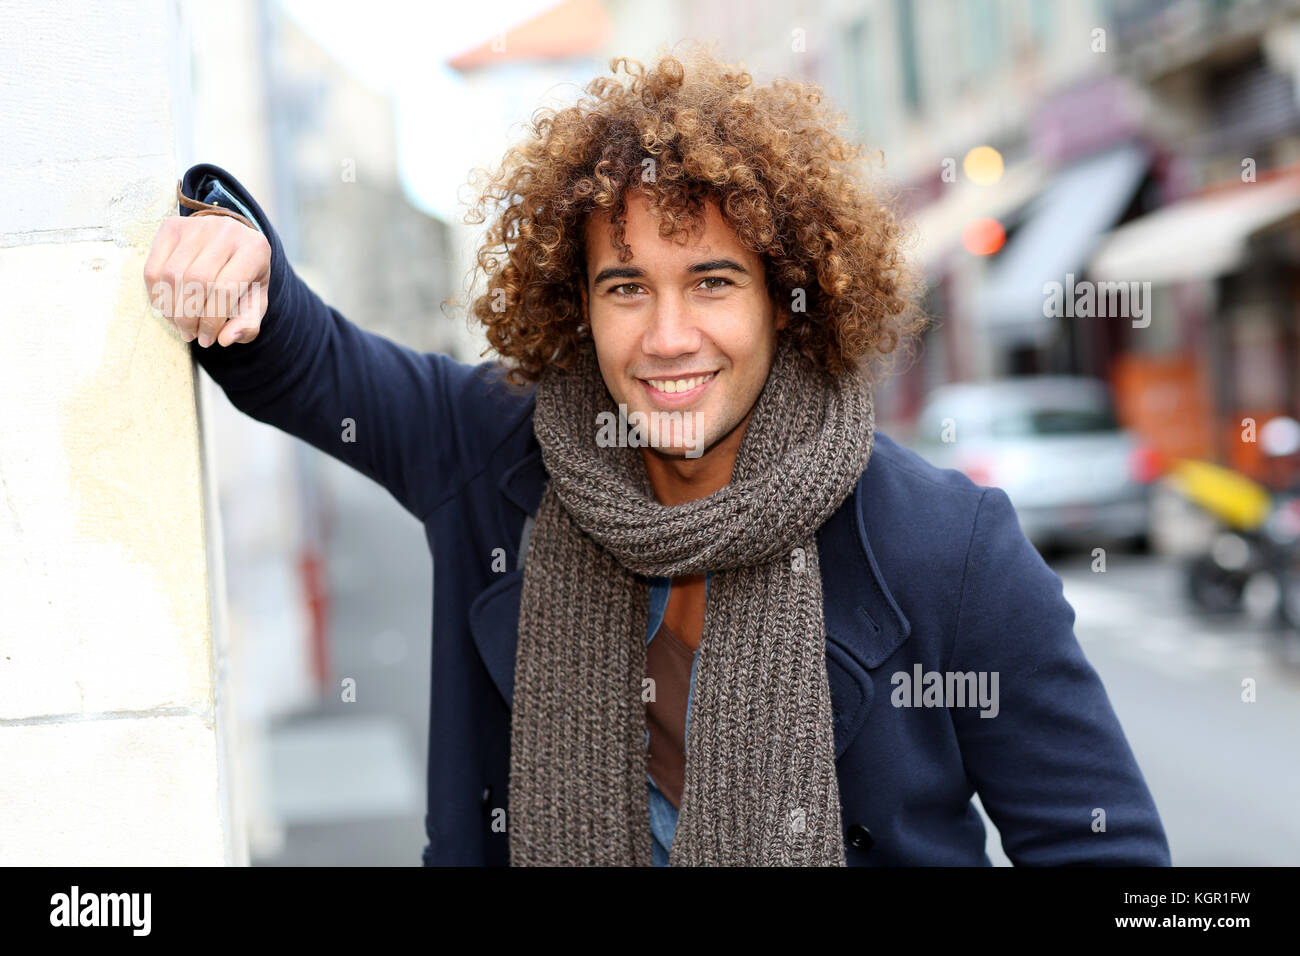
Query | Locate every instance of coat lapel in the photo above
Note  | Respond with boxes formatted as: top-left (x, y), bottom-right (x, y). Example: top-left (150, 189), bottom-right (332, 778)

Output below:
top-left (469, 448), bottom-right (912, 758)
top-left (815, 474), bottom-right (912, 755)
top-left (468, 450), bottom-right (546, 711)
top-left (468, 566), bottom-right (525, 710)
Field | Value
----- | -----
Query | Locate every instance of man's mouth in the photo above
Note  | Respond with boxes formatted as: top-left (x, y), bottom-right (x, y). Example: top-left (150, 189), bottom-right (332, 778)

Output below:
top-left (638, 370), bottom-right (718, 405)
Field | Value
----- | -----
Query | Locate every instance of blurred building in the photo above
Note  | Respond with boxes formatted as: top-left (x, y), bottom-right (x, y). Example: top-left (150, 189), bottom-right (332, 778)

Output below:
top-left (186, 0), bottom-right (476, 861)
top-left (270, 9), bottom-right (469, 357)
top-left (1094, 0), bottom-right (1300, 483)
top-left (438, 0), bottom-right (621, 336)
top-left (673, 0), bottom-right (1136, 423)
top-left (667, 0), bottom-right (1300, 488)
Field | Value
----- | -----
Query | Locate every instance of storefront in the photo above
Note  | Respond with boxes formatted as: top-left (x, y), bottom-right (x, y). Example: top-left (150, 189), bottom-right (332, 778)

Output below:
top-left (1089, 170), bottom-right (1300, 479)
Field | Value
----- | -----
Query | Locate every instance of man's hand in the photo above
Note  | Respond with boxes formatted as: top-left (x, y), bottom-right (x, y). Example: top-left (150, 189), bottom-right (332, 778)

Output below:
top-left (143, 214), bottom-right (272, 347)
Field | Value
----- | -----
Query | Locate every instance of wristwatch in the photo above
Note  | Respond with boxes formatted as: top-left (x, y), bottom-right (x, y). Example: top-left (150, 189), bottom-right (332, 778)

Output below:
top-left (175, 178), bottom-right (260, 233)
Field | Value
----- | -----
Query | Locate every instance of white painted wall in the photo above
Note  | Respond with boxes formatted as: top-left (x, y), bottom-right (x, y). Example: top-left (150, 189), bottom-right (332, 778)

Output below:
top-left (0, 0), bottom-right (242, 865)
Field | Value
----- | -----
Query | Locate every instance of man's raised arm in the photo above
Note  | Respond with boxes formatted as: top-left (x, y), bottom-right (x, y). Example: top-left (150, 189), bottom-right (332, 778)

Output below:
top-left (144, 164), bottom-right (526, 521)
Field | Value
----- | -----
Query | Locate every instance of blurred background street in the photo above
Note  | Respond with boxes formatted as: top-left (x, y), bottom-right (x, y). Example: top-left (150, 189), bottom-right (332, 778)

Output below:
top-left (252, 454), bottom-right (430, 865)
top-left (174, 0), bottom-right (1300, 865)
top-left (1057, 551), bottom-right (1300, 866)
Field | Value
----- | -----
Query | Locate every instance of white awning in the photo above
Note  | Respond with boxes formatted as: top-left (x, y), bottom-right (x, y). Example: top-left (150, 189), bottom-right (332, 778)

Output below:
top-left (975, 142), bottom-right (1151, 331)
top-left (1089, 175), bottom-right (1300, 283)
top-left (904, 159), bottom-right (1047, 272)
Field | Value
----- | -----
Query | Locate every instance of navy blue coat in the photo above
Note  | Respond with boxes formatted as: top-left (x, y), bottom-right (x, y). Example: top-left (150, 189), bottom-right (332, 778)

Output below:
top-left (182, 164), bottom-right (1172, 867)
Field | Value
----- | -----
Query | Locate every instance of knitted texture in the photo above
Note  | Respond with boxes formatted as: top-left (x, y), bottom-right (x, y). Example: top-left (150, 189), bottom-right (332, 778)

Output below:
top-left (508, 337), bottom-right (875, 865)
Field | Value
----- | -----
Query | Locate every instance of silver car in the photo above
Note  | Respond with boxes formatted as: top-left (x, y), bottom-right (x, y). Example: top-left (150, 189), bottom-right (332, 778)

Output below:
top-left (909, 377), bottom-right (1154, 552)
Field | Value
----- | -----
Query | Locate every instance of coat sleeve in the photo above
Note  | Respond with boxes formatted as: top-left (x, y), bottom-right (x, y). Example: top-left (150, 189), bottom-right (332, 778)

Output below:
top-left (179, 163), bottom-right (525, 521)
top-left (946, 486), bottom-right (1172, 865)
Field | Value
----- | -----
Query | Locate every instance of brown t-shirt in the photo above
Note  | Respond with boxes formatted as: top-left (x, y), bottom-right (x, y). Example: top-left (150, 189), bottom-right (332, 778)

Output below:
top-left (645, 617), bottom-right (695, 809)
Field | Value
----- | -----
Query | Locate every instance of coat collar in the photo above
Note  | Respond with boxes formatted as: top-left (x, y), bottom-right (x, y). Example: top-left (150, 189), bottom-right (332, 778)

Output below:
top-left (475, 446), bottom-right (912, 758)
top-left (498, 447), bottom-right (547, 518)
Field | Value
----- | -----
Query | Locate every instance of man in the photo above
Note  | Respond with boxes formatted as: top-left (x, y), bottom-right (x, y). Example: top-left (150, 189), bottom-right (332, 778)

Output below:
top-left (144, 51), bottom-right (1171, 866)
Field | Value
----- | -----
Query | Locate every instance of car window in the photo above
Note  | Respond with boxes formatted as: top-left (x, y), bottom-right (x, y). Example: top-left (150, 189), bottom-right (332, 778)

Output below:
top-left (990, 405), bottom-right (1119, 437)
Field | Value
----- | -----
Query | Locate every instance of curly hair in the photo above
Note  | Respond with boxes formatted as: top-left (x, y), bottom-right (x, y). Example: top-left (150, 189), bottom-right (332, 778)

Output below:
top-left (461, 45), bottom-right (923, 387)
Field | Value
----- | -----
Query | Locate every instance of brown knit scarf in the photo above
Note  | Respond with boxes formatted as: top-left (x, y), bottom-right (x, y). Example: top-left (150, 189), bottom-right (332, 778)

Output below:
top-left (508, 336), bottom-right (874, 865)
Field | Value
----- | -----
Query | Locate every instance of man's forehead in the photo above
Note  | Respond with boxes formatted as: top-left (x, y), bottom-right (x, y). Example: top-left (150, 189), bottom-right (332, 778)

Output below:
top-left (587, 188), bottom-right (733, 243)
top-left (583, 191), bottom-right (746, 265)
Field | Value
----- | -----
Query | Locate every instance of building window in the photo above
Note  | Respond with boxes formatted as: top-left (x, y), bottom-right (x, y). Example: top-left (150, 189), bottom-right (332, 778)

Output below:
top-left (845, 17), bottom-right (880, 142)
top-left (965, 0), bottom-right (1001, 77)
top-left (895, 0), bottom-right (922, 113)
top-left (1027, 0), bottom-right (1053, 42)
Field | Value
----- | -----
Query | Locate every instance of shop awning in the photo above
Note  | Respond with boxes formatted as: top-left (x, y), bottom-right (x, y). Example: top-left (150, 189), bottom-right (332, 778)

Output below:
top-left (905, 159), bottom-right (1047, 272)
top-left (975, 141), bottom-right (1151, 334)
top-left (1088, 174), bottom-right (1300, 283)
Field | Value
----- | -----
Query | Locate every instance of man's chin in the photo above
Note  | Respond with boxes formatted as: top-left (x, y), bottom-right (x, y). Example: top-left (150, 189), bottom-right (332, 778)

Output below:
top-left (643, 441), bottom-right (708, 461)
top-left (607, 399), bottom-right (707, 458)
top-left (641, 417), bottom-right (711, 460)
top-left (643, 413), bottom-right (737, 462)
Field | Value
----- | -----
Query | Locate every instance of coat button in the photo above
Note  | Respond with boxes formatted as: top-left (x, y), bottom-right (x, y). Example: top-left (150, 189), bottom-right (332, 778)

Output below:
top-left (846, 824), bottom-right (874, 850)
top-left (481, 785), bottom-right (492, 808)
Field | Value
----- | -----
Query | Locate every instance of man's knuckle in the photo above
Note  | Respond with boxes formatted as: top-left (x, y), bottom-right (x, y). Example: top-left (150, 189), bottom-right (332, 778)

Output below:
top-left (217, 281), bottom-right (242, 310)
top-left (239, 230), bottom-right (267, 258)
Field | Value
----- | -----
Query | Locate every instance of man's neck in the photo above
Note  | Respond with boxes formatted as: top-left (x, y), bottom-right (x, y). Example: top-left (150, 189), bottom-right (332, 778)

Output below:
top-left (640, 409), bottom-right (753, 507)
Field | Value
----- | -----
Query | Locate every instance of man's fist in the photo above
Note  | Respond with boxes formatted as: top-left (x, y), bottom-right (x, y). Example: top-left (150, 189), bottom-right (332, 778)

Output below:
top-left (143, 214), bottom-right (271, 347)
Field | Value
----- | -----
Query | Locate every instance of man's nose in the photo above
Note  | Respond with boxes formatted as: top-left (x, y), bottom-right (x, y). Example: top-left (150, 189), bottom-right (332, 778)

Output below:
top-left (642, 296), bottom-right (702, 358)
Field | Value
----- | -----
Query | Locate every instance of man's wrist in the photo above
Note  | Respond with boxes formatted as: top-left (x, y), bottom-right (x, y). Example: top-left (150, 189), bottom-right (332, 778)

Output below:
top-left (176, 177), bottom-right (264, 234)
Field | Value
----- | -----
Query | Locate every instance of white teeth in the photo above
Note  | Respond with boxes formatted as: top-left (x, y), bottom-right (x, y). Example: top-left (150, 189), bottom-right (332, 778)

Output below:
top-left (647, 372), bottom-right (714, 394)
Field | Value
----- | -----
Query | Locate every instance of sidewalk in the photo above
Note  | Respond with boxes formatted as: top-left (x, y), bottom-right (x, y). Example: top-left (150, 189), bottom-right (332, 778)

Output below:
top-left (254, 454), bottom-right (431, 866)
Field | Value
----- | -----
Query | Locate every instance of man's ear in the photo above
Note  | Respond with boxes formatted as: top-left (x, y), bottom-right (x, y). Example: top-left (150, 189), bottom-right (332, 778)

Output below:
top-left (774, 302), bottom-right (789, 332)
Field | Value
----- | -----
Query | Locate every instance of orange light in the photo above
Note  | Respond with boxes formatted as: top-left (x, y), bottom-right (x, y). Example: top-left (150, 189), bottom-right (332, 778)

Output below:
top-left (962, 217), bottom-right (1006, 256)
top-left (963, 146), bottom-right (1004, 185)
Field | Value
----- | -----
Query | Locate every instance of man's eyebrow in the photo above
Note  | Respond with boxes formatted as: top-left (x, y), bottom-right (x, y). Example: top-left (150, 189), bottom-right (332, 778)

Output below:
top-left (687, 258), bottom-right (749, 275)
top-left (591, 258), bottom-right (750, 287)
top-left (592, 265), bottom-right (645, 286)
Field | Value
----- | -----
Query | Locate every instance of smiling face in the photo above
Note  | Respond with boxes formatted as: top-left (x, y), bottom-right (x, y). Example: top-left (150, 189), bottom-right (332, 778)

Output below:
top-left (581, 190), bottom-right (786, 476)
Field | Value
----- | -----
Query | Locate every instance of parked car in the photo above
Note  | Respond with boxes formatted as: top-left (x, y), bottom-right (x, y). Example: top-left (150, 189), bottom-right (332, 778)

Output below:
top-left (909, 377), bottom-right (1159, 552)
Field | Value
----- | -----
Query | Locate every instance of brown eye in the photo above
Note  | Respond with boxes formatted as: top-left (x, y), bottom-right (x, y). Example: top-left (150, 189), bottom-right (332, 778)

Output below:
top-left (699, 277), bottom-right (733, 291)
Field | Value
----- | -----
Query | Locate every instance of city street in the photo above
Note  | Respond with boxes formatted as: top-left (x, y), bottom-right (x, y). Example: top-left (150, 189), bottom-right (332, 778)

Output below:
top-left (254, 457), bottom-right (432, 867)
top-left (257, 462), bottom-right (1300, 866)
top-left (1048, 550), bottom-right (1300, 866)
